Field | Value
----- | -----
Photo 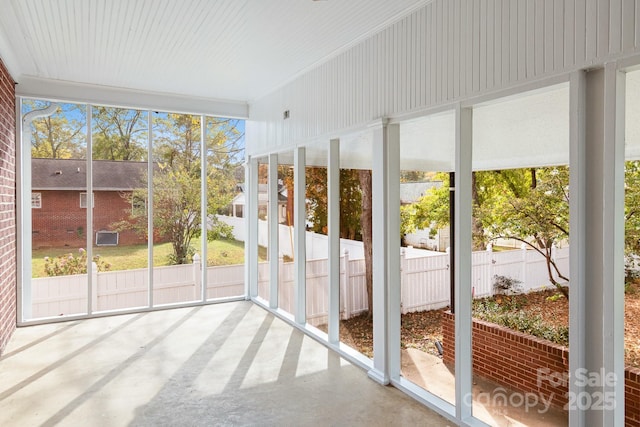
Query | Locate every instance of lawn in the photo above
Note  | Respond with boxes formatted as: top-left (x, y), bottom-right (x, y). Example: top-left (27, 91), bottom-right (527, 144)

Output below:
top-left (31, 239), bottom-right (262, 278)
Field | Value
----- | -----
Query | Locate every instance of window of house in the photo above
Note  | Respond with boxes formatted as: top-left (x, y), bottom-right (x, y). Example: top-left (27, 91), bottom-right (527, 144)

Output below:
top-left (31, 192), bottom-right (41, 209)
top-left (80, 192), bottom-right (94, 208)
top-left (132, 194), bottom-right (147, 216)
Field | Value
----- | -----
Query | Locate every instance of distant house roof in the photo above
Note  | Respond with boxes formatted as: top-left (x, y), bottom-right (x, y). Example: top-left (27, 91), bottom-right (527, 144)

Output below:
top-left (32, 158), bottom-right (147, 191)
top-left (400, 181), bottom-right (442, 204)
top-left (232, 182), bottom-right (287, 206)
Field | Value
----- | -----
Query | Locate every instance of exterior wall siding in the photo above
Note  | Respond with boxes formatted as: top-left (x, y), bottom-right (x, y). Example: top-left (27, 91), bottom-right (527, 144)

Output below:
top-left (0, 57), bottom-right (16, 355)
top-left (247, 0), bottom-right (640, 154)
top-left (32, 190), bottom-right (146, 248)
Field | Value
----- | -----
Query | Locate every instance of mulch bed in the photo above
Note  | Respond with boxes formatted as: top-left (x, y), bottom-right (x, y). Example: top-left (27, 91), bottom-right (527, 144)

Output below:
top-left (325, 286), bottom-right (640, 368)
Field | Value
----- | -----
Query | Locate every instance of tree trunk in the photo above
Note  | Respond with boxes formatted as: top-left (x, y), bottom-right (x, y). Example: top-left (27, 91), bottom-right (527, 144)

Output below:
top-left (358, 169), bottom-right (374, 317)
top-left (471, 172), bottom-right (485, 250)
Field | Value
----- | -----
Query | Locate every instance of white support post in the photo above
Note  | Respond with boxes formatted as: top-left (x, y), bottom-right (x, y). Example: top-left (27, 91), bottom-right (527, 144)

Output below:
top-left (368, 119), bottom-right (391, 385)
top-left (603, 63), bottom-right (626, 426)
top-left (86, 105), bottom-right (94, 316)
top-left (200, 116), bottom-right (208, 302)
top-left (147, 111), bottom-right (154, 308)
top-left (569, 69), bottom-right (587, 426)
top-left (248, 157), bottom-right (259, 299)
top-left (294, 147), bottom-right (307, 324)
top-left (454, 104), bottom-right (473, 422)
top-left (328, 138), bottom-right (340, 344)
top-left (386, 123), bottom-right (401, 381)
top-left (268, 153), bottom-right (279, 309)
top-left (570, 65), bottom-right (626, 427)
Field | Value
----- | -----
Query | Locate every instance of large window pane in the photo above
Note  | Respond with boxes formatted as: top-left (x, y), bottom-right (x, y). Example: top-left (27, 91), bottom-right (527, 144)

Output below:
top-left (91, 106), bottom-right (149, 312)
top-left (398, 111), bottom-right (456, 406)
top-left (470, 84), bottom-right (570, 425)
top-left (151, 112), bottom-right (202, 306)
top-left (29, 100), bottom-right (88, 319)
top-left (205, 117), bottom-right (245, 301)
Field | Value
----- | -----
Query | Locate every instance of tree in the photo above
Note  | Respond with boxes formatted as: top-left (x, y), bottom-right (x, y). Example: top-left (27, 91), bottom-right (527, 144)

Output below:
top-left (358, 170), bottom-right (373, 317)
top-left (122, 114), bottom-right (242, 264)
top-left (92, 107), bottom-right (147, 161)
top-left (405, 167), bottom-right (570, 297)
top-left (305, 168), bottom-right (363, 239)
top-left (26, 101), bottom-right (86, 159)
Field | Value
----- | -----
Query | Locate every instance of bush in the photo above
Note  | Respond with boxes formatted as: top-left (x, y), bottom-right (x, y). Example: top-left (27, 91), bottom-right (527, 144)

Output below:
top-left (207, 217), bottom-right (235, 241)
top-left (492, 274), bottom-right (523, 295)
top-left (472, 298), bottom-right (569, 346)
top-left (44, 248), bottom-right (111, 277)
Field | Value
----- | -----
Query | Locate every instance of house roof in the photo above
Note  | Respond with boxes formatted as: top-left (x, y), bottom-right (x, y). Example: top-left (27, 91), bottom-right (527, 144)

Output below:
top-left (32, 158), bottom-right (146, 191)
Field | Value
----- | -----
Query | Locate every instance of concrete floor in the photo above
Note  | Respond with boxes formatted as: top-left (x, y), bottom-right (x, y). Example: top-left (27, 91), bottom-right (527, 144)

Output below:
top-left (0, 302), bottom-right (451, 426)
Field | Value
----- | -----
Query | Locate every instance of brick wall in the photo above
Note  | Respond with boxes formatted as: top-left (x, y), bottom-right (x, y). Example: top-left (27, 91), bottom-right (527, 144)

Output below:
top-left (32, 190), bottom-right (146, 248)
top-left (0, 58), bottom-right (16, 355)
top-left (442, 312), bottom-right (640, 425)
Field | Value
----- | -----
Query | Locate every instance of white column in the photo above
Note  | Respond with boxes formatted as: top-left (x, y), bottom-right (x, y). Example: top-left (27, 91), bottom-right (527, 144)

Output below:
top-left (200, 115), bottom-right (207, 302)
top-left (86, 105), bottom-right (94, 315)
top-left (268, 153), bottom-right (279, 309)
top-left (454, 104), bottom-right (473, 422)
top-left (569, 65), bottom-right (625, 427)
top-left (294, 147), bottom-right (307, 324)
top-left (328, 138), bottom-right (340, 344)
top-left (248, 157), bottom-right (259, 299)
top-left (386, 123), bottom-right (401, 381)
top-left (147, 111), bottom-right (154, 308)
top-left (369, 119), bottom-right (390, 385)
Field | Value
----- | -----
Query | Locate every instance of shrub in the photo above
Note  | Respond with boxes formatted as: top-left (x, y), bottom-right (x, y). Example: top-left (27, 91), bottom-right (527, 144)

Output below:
top-left (472, 299), bottom-right (569, 346)
top-left (492, 274), bottom-right (523, 295)
top-left (44, 248), bottom-right (111, 277)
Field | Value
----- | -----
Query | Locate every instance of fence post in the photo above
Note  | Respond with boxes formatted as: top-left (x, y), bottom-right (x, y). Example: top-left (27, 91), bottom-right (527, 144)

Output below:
top-left (400, 248), bottom-right (406, 314)
top-left (193, 253), bottom-right (202, 300)
top-left (342, 249), bottom-right (350, 319)
top-left (520, 243), bottom-right (527, 291)
top-left (486, 244), bottom-right (493, 296)
top-left (92, 262), bottom-right (98, 312)
top-left (279, 255), bottom-right (285, 310)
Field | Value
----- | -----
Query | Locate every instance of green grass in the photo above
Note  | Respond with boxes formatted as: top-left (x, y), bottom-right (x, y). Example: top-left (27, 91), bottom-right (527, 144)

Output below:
top-left (32, 239), bottom-right (261, 278)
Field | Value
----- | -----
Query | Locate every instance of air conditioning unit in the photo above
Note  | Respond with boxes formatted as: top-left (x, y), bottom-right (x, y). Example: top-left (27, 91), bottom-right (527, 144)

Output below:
top-left (96, 231), bottom-right (119, 246)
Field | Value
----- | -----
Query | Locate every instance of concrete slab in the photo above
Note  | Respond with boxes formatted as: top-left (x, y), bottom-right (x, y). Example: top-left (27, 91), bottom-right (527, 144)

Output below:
top-left (1, 302), bottom-right (451, 426)
top-left (401, 348), bottom-right (568, 426)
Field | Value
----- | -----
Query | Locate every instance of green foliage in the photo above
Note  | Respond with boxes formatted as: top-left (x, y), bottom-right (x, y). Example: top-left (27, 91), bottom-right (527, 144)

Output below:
top-left (625, 161), bottom-right (640, 255)
top-left (117, 114), bottom-right (242, 265)
top-left (546, 293), bottom-right (565, 302)
top-left (92, 107), bottom-right (147, 161)
top-left (44, 248), bottom-right (110, 276)
top-left (473, 298), bottom-right (568, 346)
top-left (25, 100), bottom-right (87, 159)
top-left (206, 217), bottom-right (235, 241)
top-left (305, 167), bottom-right (364, 239)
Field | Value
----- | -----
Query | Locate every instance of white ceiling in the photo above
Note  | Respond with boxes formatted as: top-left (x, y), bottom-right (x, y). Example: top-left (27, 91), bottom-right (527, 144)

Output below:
top-left (0, 0), bottom-right (427, 108)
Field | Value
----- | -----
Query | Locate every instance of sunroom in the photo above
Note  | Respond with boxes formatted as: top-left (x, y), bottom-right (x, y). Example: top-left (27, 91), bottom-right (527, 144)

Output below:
top-left (1, 1), bottom-right (639, 426)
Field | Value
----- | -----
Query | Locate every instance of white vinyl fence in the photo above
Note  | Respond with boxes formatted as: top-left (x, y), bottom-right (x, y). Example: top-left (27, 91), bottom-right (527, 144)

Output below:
top-left (31, 245), bottom-right (569, 324)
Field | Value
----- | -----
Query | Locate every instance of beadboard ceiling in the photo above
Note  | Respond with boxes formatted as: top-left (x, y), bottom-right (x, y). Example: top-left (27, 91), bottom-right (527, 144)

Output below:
top-left (0, 0), bottom-right (427, 109)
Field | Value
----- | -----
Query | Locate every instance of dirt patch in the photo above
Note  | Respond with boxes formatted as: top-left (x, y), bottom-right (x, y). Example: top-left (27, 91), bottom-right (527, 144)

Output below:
top-left (324, 287), bottom-right (640, 368)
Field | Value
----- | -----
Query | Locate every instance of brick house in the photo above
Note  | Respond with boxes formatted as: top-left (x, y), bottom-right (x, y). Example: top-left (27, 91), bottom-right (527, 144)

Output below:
top-left (31, 158), bottom-right (147, 248)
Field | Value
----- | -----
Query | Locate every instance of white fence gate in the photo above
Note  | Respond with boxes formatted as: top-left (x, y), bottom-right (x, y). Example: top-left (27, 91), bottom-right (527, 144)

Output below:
top-left (31, 246), bottom-right (569, 325)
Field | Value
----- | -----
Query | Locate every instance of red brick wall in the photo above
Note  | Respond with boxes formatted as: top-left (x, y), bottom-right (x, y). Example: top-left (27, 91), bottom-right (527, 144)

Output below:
top-left (32, 190), bottom-right (146, 248)
top-left (443, 312), bottom-right (640, 425)
top-left (0, 58), bottom-right (16, 355)
top-left (628, 368), bottom-right (640, 427)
